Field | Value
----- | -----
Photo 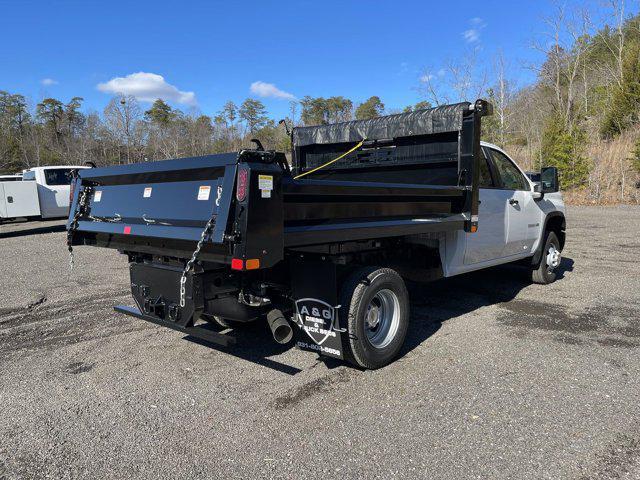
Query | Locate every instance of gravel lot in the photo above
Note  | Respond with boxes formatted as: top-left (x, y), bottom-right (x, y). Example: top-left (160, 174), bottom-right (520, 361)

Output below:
top-left (0, 206), bottom-right (639, 479)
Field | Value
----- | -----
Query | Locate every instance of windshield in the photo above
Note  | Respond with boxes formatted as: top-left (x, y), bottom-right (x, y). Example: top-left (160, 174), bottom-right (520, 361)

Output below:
top-left (44, 168), bottom-right (73, 186)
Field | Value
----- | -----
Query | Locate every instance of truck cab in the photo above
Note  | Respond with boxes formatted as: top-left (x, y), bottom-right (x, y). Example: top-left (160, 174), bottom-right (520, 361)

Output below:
top-left (23, 166), bottom-right (88, 218)
top-left (448, 141), bottom-right (565, 277)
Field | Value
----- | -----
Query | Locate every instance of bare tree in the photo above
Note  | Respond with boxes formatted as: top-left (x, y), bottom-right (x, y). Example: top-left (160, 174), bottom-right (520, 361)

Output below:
top-left (103, 95), bottom-right (142, 163)
top-left (419, 48), bottom-right (488, 106)
top-left (534, 2), bottom-right (593, 129)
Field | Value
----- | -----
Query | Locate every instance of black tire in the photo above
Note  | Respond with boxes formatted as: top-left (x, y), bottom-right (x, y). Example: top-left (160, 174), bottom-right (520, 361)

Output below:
top-left (531, 231), bottom-right (561, 285)
top-left (340, 267), bottom-right (410, 369)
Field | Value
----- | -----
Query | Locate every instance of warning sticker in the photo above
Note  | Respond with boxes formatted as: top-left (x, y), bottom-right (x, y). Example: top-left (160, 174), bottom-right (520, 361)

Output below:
top-left (94, 190), bottom-right (102, 202)
top-left (261, 189), bottom-right (271, 198)
top-left (143, 187), bottom-right (152, 198)
top-left (198, 185), bottom-right (211, 201)
top-left (258, 175), bottom-right (273, 191)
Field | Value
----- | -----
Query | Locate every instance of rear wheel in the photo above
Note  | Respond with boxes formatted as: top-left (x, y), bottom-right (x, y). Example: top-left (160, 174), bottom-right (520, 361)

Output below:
top-left (531, 231), bottom-right (561, 284)
top-left (340, 267), bottom-right (410, 369)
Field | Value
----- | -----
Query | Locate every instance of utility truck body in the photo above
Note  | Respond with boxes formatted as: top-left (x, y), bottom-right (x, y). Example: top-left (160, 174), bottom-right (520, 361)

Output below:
top-left (67, 100), bottom-right (565, 369)
top-left (0, 166), bottom-right (87, 222)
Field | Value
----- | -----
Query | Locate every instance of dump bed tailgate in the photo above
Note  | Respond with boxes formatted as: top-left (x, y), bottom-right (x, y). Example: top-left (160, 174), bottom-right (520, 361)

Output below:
top-left (68, 154), bottom-right (238, 258)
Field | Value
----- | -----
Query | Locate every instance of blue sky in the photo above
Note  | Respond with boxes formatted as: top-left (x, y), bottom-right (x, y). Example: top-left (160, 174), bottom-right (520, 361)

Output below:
top-left (0, 0), bottom-right (627, 120)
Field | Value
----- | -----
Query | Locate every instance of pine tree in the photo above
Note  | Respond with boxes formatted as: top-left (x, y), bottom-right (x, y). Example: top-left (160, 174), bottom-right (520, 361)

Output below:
top-left (600, 42), bottom-right (640, 137)
top-left (541, 114), bottom-right (590, 188)
top-left (239, 98), bottom-right (268, 133)
top-left (144, 99), bottom-right (175, 126)
top-left (355, 96), bottom-right (385, 120)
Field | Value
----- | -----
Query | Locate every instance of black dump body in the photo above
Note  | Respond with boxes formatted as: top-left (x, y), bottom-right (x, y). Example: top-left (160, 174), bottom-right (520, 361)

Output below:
top-left (67, 100), bottom-right (491, 350)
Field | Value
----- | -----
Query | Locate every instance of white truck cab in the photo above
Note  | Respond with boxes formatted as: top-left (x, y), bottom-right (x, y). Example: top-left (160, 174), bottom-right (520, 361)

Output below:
top-left (1, 166), bottom-right (89, 222)
top-left (444, 141), bottom-right (565, 284)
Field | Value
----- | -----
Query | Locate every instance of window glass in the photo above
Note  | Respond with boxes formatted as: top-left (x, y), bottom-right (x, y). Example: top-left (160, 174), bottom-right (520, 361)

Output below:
top-left (490, 150), bottom-right (529, 190)
top-left (22, 171), bottom-right (36, 181)
top-left (43, 169), bottom-right (73, 186)
top-left (478, 150), bottom-right (494, 188)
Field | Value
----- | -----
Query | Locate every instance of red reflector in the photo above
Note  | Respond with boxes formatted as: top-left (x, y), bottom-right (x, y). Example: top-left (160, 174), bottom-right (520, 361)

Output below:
top-left (231, 258), bottom-right (244, 270)
top-left (236, 168), bottom-right (248, 202)
top-left (123, 226), bottom-right (131, 235)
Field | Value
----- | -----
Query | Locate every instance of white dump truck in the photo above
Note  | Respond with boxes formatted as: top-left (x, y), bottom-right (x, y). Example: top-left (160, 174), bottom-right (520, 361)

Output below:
top-left (0, 166), bottom-right (88, 222)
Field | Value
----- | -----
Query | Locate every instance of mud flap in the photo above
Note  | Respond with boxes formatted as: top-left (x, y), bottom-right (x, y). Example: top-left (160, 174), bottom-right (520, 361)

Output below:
top-left (290, 259), bottom-right (344, 360)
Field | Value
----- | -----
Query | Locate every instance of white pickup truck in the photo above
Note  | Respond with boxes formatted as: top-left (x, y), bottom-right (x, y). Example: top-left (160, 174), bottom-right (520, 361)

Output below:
top-left (0, 166), bottom-right (88, 222)
top-left (67, 100), bottom-right (566, 369)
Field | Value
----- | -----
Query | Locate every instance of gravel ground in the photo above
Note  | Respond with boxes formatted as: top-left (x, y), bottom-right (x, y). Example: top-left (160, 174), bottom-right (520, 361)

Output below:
top-left (0, 206), bottom-right (638, 479)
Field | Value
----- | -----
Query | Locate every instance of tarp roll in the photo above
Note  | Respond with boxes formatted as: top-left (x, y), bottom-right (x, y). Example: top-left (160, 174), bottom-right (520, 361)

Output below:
top-left (292, 102), bottom-right (470, 147)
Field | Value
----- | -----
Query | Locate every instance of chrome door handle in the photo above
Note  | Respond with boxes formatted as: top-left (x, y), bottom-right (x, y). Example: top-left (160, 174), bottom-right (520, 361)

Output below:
top-left (509, 199), bottom-right (519, 206)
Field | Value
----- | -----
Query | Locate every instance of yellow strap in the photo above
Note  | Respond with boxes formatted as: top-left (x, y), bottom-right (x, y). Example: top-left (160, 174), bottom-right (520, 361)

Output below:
top-left (293, 139), bottom-right (365, 180)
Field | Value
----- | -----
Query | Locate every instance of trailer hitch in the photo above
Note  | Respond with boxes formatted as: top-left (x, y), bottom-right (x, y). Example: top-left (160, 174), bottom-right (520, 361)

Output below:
top-left (143, 295), bottom-right (167, 319)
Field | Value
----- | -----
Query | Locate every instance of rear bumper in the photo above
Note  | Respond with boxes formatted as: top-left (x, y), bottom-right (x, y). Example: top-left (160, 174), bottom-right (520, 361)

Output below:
top-left (115, 305), bottom-right (236, 347)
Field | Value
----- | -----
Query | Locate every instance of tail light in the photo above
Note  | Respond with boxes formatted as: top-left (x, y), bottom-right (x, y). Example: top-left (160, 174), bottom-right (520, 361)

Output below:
top-left (236, 168), bottom-right (248, 202)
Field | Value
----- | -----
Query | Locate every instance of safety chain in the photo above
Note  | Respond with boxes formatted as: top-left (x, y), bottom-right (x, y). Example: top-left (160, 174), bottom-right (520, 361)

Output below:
top-left (179, 214), bottom-right (217, 308)
top-left (67, 186), bottom-right (91, 271)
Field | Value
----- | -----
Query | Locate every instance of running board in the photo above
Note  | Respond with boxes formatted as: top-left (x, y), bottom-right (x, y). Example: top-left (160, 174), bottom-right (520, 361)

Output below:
top-left (114, 305), bottom-right (236, 347)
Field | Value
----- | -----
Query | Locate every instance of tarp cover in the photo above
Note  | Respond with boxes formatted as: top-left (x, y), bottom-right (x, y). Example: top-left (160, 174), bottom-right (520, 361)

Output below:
top-left (292, 102), bottom-right (470, 147)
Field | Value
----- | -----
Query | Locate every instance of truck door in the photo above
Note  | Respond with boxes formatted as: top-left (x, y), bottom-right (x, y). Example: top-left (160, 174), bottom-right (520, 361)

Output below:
top-left (38, 168), bottom-right (74, 218)
top-left (487, 148), bottom-right (539, 257)
top-left (463, 148), bottom-right (510, 264)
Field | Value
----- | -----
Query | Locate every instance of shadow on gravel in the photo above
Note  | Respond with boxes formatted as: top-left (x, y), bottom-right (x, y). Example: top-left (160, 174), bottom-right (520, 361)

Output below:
top-left (398, 257), bottom-right (575, 360)
top-left (0, 221), bottom-right (66, 239)
top-left (184, 321), bottom-right (304, 375)
top-left (182, 258), bottom-right (573, 373)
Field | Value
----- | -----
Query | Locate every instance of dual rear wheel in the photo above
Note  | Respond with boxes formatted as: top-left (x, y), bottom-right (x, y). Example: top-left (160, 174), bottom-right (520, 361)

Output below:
top-left (339, 267), bottom-right (410, 369)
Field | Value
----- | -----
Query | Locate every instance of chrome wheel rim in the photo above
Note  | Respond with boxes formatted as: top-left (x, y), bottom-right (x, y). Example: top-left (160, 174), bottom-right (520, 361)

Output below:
top-left (365, 289), bottom-right (400, 349)
top-left (546, 243), bottom-right (561, 272)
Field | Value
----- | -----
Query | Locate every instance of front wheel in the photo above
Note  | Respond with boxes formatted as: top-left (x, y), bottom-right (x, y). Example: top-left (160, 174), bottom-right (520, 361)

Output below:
top-left (340, 267), bottom-right (410, 369)
top-left (531, 231), bottom-right (561, 284)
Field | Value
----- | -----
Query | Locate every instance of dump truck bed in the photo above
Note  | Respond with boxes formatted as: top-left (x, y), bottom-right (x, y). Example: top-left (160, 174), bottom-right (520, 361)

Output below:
top-left (68, 101), bottom-right (489, 266)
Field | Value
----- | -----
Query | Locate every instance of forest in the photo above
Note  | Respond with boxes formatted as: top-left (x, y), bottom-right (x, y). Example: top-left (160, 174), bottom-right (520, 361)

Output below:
top-left (1, 2), bottom-right (639, 204)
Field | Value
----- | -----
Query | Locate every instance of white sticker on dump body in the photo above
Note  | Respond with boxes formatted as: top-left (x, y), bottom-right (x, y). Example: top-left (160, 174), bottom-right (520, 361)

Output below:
top-left (258, 175), bottom-right (273, 191)
top-left (143, 187), bottom-right (152, 198)
top-left (198, 185), bottom-right (211, 201)
top-left (94, 190), bottom-right (102, 202)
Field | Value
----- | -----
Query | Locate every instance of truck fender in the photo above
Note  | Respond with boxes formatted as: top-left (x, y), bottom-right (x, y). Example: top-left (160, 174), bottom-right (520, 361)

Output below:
top-left (531, 211), bottom-right (565, 266)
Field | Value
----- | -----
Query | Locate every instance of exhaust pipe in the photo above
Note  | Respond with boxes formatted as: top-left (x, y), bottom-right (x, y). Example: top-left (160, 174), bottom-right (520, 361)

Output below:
top-left (267, 309), bottom-right (293, 344)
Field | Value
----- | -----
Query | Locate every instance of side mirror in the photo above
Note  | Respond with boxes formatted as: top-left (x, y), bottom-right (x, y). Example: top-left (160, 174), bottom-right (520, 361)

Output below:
top-left (540, 166), bottom-right (559, 193)
top-left (532, 182), bottom-right (543, 200)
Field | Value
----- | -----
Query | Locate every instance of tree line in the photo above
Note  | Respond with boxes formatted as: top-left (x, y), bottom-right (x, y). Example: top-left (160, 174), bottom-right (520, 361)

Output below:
top-left (1, 2), bottom-right (639, 203)
top-left (473, 3), bottom-right (640, 203)
top-left (0, 90), bottom-right (429, 173)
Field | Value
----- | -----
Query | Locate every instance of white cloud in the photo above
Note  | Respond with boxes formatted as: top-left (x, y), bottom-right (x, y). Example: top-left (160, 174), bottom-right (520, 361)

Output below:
top-left (463, 17), bottom-right (486, 43)
top-left (97, 72), bottom-right (197, 106)
top-left (437, 68), bottom-right (446, 77)
top-left (420, 74), bottom-right (435, 83)
top-left (463, 29), bottom-right (480, 43)
top-left (41, 78), bottom-right (58, 86)
top-left (249, 81), bottom-right (296, 100)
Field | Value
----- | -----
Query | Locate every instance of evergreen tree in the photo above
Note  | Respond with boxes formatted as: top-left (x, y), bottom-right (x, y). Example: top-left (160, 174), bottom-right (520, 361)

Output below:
top-left (145, 99), bottom-right (175, 126)
top-left (355, 96), bottom-right (385, 120)
top-left (600, 42), bottom-right (640, 137)
top-left (540, 114), bottom-right (590, 188)
top-left (239, 98), bottom-right (268, 133)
